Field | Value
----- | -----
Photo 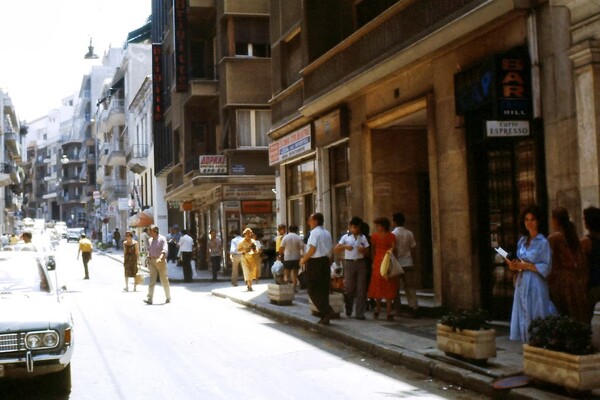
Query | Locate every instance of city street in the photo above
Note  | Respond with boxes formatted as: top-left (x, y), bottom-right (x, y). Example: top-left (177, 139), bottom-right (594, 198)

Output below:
top-left (0, 241), bottom-right (479, 400)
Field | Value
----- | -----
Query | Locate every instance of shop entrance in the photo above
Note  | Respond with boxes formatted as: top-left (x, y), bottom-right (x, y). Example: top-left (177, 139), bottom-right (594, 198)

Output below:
top-left (370, 110), bottom-right (434, 291)
top-left (466, 116), bottom-right (547, 320)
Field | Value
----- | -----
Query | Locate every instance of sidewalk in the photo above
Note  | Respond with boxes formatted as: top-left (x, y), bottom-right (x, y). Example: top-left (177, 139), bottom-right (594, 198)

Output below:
top-left (212, 284), bottom-right (597, 400)
top-left (99, 249), bottom-right (593, 399)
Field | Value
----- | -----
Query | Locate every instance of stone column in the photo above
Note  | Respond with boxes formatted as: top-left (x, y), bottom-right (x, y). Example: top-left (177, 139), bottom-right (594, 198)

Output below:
top-left (570, 40), bottom-right (600, 207)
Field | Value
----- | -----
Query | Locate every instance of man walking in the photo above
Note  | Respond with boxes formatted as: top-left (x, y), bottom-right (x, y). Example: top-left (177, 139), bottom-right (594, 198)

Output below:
top-left (300, 213), bottom-right (334, 325)
top-left (178, 229), bottom-right (194, 283)
top-left (229, 230), bottom-right (243, 286)
top-left (207, 229), bottom-right (222, 282)
top-left (392, 212), bottom-right (419, 317)
top-left (77, 233), bottom-right (93, 280)
top-left (113, 228), bottom-right (121, 250)
top-left (144, 225), bottom-right (171, 305)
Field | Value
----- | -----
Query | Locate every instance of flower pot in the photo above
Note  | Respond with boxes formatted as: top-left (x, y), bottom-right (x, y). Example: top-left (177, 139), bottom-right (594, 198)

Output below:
top-left (267, 283), bottom-right (295, 305)
top-left (309, 292), bottom-right (345, 317)
top-left (436, 323), bottom-right (496, 361)
top-left (523, 344), bottom-right (600, 391)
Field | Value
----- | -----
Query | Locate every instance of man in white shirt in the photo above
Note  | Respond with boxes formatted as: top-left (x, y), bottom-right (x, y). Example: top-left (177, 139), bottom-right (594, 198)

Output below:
top-left (392, 212), bottom-right (419, 317)
top-left (335, 217), bottom-right (370, 320)
top-left (229, 230), bottom-right (243, 286)
top-left (300, 213), bottom-right (334, 325)
top-left (178, 230), bottom-right (195, 283)
top-left (279, 224), bottom-right (304, 291)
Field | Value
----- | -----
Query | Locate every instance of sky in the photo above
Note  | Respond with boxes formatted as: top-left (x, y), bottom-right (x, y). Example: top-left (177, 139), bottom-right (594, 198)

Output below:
top-left (0, 0), bottom-right (151, 122)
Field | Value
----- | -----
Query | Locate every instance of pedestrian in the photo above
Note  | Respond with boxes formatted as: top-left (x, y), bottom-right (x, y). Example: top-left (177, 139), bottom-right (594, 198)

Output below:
top-left (392, 212), bottom-right (419, 317)
top-left (299, 213), bottom-right (335, 325)
top-left (229, 230), bottom-right (243, 286)
top-left (547, 207), bottom-right (588, 323)
top-left (167, 226), bottom-right (181, 263)
top-left (581, 206), bottom-right (600, 324)
top-left (279, 224), bottom-right (304, 291)
top-left (91, 229), bottom-right (97, 242)
top-left (77, 233), bottom-right (93, 280)
top-left (178, 229), bottom-right (194, 283)
top-left (113, 228), bottom-right (121, 250)
top-left (19, 231), bottom-right (36, 251)
top-left (144, 225), bottom-right (171, 305)
top-left (140, 228), bottom-right (150, 253)
top-left (0, 234), bottom-right (8, 247)
top-left (122, 231), bottom-right (140, 292)
top-left (335, 217), bottom-right (369, 320)
top-left (238, 228), bottom-right (259, 291)
top-left (9, 233), bottom-right (18, 245)
top-left (207, 229), bottom-right (222, 282)
top-left (275, 224), bottom-right (287, 256)
top-left (367, 217), bottom-right (398, 321)
top-left (506, 205), bottom-right (557, 342)
top-left (252, 232), bottom-right (263, 282)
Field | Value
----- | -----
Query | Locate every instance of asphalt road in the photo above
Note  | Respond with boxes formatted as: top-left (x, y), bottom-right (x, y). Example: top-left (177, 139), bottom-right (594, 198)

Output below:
top-left (0, 241), bottom-right (480, 400)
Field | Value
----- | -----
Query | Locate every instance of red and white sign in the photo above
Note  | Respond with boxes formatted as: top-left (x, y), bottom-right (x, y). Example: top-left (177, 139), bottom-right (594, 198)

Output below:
top-left (268, 125), bottom-right (312, 166)
top-left (198, 155), bottom-right (227, 175)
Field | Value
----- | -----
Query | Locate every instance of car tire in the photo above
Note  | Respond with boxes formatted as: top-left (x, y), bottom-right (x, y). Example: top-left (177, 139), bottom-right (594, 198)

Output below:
top-left (49, 364), bottom-right (71, 394)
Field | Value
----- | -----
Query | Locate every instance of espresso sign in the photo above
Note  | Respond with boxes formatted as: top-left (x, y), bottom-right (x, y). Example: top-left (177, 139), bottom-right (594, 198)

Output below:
top-left (486, 121), bottom-right (530, 137)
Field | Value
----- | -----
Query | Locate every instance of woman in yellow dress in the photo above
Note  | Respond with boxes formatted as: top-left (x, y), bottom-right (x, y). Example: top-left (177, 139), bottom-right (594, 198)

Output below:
top-left (238, 228), bottom-right (258, 291)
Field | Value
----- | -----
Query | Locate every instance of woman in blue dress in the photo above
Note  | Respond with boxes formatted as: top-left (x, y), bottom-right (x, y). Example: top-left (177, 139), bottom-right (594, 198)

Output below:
top-left (506, 205), bottom-right (557, 342)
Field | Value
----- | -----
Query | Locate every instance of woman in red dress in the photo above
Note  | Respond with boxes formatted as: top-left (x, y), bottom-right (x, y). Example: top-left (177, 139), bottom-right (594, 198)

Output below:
top-left (368, 217), bottom-right (399, 320)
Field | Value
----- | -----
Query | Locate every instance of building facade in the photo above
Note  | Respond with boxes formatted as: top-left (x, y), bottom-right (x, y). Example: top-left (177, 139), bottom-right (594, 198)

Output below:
top-left (268, 0), bottom-right (593, 315)
top-left (152, 0), bottom-right (275, 269)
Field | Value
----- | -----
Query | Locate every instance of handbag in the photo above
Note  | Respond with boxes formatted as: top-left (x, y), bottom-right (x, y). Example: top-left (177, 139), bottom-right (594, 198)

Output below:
top-left (387, 250), bottom-right (404, 278)
top-left (134, 272), bottom-right (144, 285)
top-left (379, 250), bottom-right (391, 278)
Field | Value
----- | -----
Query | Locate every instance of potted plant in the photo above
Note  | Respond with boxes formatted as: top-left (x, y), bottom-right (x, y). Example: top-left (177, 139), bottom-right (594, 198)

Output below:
top-left (523, 315), bottom-right (600, 392)
top-left (436, 308), bottom-right (496, 361)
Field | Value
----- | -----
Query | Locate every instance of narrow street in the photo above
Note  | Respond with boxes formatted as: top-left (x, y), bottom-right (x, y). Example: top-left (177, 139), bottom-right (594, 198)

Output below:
top-left (0, 242), bottom-right (479, 400)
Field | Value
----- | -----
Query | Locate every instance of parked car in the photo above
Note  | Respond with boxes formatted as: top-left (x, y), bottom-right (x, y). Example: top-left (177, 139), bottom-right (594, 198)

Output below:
top-left (0, 252), bottom-right (74, 393)
top-left (66, 228), bottom-right (83, 243)
top-left (54, 222), bottom-right (67, 239)
top-left (2, 235), bottom-right (57, 270)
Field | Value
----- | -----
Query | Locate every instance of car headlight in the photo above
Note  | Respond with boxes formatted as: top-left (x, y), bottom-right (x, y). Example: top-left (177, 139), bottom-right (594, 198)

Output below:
top-left (25, 331), bottom-right (59, 349)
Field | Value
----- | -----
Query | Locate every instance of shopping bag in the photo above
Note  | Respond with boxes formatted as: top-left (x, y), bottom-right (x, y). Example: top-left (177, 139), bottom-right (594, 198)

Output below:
top-left (134, 272), bottom-right (144, 285)
top-left (387, 250), bottom-right (404, 278)
top-left (379, 250), bottom-right (391, 278)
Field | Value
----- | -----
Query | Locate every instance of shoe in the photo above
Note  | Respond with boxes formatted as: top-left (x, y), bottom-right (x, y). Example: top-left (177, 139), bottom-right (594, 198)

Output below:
top-left (246, 287), bottom-right (253, 292)
top-left (345, 301), bottom-right (353, 317)
top-left (165, 298), bottom-right (171, 304)
top-left (386, 314), bottom-right (394, 321)
top-left (122, 288), bottom-right (128, 292)
top-left (318, 311), bottom-right (335, 325)
top-left (373, 312), bottom-right (379, 320)
top-left (356, 316), bottom-right (366, 320)
top-left (143, 299), bottom-right (153, 305)
top-left (232, 283), bottom-right (238, 287)
top-left (83, 276), bottom-right (89, 280)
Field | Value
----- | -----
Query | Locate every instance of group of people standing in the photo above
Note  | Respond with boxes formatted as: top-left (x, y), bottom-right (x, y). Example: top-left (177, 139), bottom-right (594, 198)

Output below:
top-left (507, 204), bottom-right (600, 343)
top-left (271, 212), bottom-right (418, 325)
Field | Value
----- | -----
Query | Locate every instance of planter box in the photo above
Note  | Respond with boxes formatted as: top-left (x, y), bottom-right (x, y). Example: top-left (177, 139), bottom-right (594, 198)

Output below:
top-left (309, 292), bottom-right (345, 317)
top-left (523, 344), bottom-right (600, 391)
top-left (436, 323), bottom-right (496, 361)
top-left (267, 283), bottom-right (295, 305)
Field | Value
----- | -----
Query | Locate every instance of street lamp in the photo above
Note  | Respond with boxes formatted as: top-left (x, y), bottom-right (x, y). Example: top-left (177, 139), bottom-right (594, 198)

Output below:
top-left (61, 155), bottom-right (70, 164)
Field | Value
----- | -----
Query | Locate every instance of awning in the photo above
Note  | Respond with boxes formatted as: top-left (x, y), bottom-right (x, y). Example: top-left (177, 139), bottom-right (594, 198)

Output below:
top-left (164, 173), bottom-right (275, 202)
top-left (128, 208), bottom-right (154, 227)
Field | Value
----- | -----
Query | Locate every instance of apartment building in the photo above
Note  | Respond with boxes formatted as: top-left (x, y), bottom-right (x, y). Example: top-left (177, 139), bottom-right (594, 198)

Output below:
top-left (268, 0), bottom-right (596, 315)
top-left (0, 90), bottom-right (25, 234)
top-left (152, 0), bottom-right (274, 269)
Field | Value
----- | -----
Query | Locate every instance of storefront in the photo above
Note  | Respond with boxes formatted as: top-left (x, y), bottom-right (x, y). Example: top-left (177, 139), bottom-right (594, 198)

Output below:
top-left (456, 47), bottom-right (547, 318)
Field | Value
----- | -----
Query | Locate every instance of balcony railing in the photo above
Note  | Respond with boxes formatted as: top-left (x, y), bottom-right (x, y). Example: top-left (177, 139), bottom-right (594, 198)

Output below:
top-left (0, 163), bottom-right (10, 174)
top-left (303, 0), bottom-right (484, 102)
top-left (127, 144), bottom-right (149, 159)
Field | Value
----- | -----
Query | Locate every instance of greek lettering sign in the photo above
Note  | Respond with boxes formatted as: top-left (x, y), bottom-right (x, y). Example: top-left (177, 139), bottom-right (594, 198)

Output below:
top-left (117, 198), bottom-right (130, 211)
top-left (486, 121), bottom-right (530, 137)
top-left (241, 201), bottom-right (273, 214)
top-left (174, 0), bottom-right (188, 92)
top-left (152, 44), bottom-right (163, 122)
top-left (268, 125), bottom-right (312, 166)
top-left (223, 185), bottom-right (275, 200)
top-left (198, 155), bottom-right (227, 175)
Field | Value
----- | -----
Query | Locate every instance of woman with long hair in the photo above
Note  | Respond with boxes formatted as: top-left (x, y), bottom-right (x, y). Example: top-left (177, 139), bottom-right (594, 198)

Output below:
top-left (547, 207), bottom-right (588, 323)
top-left (506, 205), bottom-right (557, 342)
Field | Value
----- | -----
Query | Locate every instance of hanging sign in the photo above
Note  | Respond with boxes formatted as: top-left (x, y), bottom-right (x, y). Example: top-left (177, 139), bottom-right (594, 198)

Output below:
top-left (152, 44), bottom-right (164, 122)
top-left (486, 121), bottom-right (530, 137)
top-left (174, 0), bottom-right (188, 92)
top-left (198, 155), bottom-right (227, 175)
top-left (268, 125), bottom-right (312, 166)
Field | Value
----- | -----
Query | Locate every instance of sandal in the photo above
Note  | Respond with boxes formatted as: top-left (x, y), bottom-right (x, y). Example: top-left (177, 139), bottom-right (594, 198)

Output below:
top-left (386, 314), bottom-right (394, 321)
top-left (122, 288), bottom-right (128, 292)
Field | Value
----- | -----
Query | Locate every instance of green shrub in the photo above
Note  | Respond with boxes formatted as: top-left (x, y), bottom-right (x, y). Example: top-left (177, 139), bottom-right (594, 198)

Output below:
top-left (528, 315), bottom-right (593, 355)
top-left (440, 308), bottom-right (490, 331)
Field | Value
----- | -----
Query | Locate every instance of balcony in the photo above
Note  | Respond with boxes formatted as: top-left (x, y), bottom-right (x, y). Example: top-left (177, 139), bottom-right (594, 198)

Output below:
top-left (107, 98), bottom-right (125, 128)
top-left (126, 144), bottom-right (149, 174)
top-left (219, 58), bottom-right (271, 107)
top-left (61, 175), bottom-right (86, 185)
top-left (0, 163), bottom-right (11, 186)
top-left (59, 193), bottom-right (83, 205)
top-left (107, 146), bottom-right (126, 167)
top-left (4, 130), bottom-right (19, 155)
top-left (101, 179), bottom-right (127, 195)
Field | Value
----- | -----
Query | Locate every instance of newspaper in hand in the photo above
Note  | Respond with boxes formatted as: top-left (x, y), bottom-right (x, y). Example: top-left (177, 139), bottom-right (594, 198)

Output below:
top-left (494, 247), bottom-right (509, 260)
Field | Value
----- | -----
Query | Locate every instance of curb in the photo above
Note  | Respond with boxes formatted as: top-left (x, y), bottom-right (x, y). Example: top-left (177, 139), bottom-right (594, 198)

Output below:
top-left (211, 290), bottom-right (574, 400)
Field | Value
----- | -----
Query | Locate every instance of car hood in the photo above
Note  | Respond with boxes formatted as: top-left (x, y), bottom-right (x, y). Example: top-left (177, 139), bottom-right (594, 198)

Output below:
top-left (0, 294), bottom-right (71, 332)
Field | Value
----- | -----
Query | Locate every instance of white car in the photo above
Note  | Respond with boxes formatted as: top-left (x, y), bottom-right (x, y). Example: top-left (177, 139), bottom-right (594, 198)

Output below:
top-left (0, 252), bottom-right (74, 393)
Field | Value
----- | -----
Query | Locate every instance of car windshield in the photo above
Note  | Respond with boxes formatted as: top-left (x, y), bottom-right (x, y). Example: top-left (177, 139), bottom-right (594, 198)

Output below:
top-left (0, 254), bottom-right (51, 293)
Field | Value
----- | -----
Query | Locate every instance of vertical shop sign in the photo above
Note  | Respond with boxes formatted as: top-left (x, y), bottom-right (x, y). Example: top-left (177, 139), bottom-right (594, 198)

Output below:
top-left (174, 0), bottom-right (188, 92)
top-left (152, 44), bottom-right (163, 122)
top-left (495, 51), bottom-right (531, 119)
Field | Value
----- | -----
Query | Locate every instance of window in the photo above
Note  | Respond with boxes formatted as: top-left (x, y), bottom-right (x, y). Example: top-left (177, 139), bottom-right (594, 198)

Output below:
top-left (330, 143), bottom-right (351, 239)
top-left (287, 159), bottom-right (317, 238)
top-left (281, 33), bottom-right (302, 88)
top-left (233, 17), bottom-right (270, 58)
top-left (236, 110), bottom-right (271, 147)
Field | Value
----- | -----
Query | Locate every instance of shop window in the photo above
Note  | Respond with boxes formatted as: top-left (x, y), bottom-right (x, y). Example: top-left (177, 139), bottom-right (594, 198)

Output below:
top-left (236, 110), bottom-right (270, 148)
top-left (287, 159), bottom-right (317, 237)
top-left (330, 143), bottom-right (351, 239)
